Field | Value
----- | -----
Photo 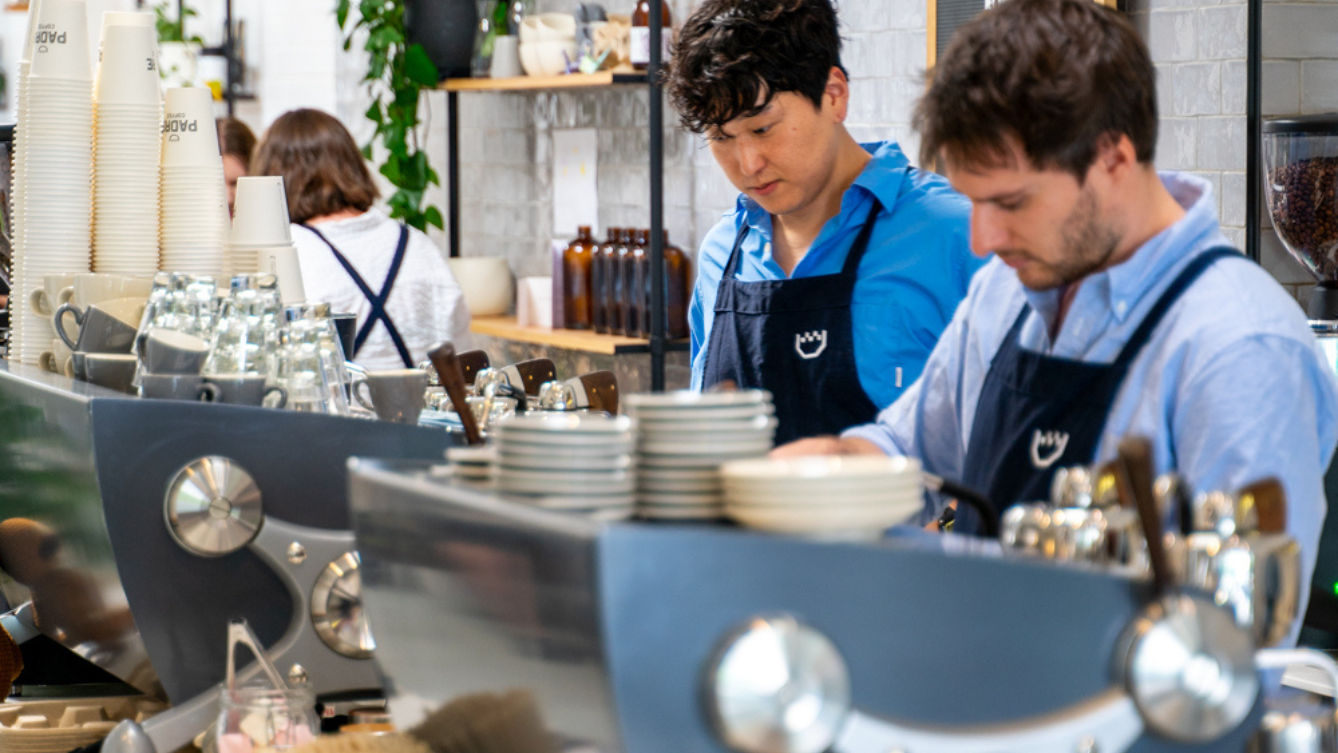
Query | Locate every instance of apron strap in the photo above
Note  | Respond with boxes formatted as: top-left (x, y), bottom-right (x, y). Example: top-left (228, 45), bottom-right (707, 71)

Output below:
top-left (300, 222), bottom-right (415, 368)
top-left (1110, 246), bottom-right (1242, 372)
top-left (724, 194), bottom-right (884, 280)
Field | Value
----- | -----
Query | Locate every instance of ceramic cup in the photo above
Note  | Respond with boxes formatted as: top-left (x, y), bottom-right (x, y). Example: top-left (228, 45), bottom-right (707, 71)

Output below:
top-left (141, 329), bottom-right (211, 375)
top-left (83, 353), bottom-right (139, 393)
top-left (30, 273), bottom-right (78, 317)
top-left (57, 273), bottom-right (154, 309)
top-left (203, 374), bottom-right (288, 408)
top-left (352, 369), bottom-right (428, 424)
top-left (65, 352), bottom-right (88, 381)
top-left (54, 302), bottom-right (139, 353)
top-left (140, 374), bottom-right (220, 402)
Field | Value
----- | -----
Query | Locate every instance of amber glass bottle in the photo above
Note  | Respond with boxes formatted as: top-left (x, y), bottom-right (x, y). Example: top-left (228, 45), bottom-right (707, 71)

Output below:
top-left (609, 228), bottom-right (632, 336)
top-left (623, 229), bottom-right (648, 336)
top-left (634, 229), bottom-right (691, 339)
top-left (631, 1), bottom-right (673, 71)
top-left (592, 227), bottom-right (619, 334)
top-left (562, 225), bottom-right (596, 330)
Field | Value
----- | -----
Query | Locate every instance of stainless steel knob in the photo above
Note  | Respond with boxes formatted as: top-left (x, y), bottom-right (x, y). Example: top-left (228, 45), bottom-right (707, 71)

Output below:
top-left (164, 456), bottom-right (263, 557)
top-left (310, 551), bottom-right (375, 659)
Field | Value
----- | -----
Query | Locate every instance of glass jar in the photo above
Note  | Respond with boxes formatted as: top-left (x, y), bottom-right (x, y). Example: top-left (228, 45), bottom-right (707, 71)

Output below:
top-left (471, 0), bottom-right (496, 78)
top-left (214, 684), bottom-right (319, 752)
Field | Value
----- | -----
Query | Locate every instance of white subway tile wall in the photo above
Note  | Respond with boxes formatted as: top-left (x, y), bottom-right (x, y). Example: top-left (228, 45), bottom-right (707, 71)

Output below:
top-left (320, 0), bottom-right (1335, 300)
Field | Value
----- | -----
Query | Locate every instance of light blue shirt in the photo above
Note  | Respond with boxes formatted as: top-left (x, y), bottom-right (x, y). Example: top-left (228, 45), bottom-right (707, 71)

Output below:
top-left (689, 141), bottom-right (984, 408)
top-left (846, 173), bottom-right (1338, 638)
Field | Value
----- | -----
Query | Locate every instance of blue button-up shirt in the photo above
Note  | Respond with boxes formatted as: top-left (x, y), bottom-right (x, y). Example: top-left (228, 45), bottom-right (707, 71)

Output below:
top-left (846, 173), bottom-right (1338, 639)
top-left (689, 141), bottom-right (984, 409)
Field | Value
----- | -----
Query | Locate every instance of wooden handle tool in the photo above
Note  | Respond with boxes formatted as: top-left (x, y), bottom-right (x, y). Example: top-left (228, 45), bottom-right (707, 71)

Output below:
top-left (1234, 477), bottom-right (1288, 534)
top-left (1117, 436), bottom-right (1173, 596)
top-left (428, 342), bottom-right (484, 446)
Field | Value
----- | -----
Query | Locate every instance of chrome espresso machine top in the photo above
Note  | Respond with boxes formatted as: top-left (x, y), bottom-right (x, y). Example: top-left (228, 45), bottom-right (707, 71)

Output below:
top-left (347, 458), bottom-right (1338, 753)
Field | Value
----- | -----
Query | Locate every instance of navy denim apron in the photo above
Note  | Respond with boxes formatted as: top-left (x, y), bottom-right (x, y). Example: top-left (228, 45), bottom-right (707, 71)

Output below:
top-left (300, 223), bottom-right (415, 368)
top-left (952, 246), bottom-right (1240, 535)
top-left (701, 201), bottom-right (882, 444)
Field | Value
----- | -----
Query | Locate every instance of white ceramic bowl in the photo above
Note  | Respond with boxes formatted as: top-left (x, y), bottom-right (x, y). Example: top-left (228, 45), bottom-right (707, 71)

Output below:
top-left (447, 256), bottom-right (513, 316)
top-left (520, 44), bottom-right (542, 76)
top-left (519, 13), bottom-right (577, 44)
top-left (524, 40), bottom-right (578, 76)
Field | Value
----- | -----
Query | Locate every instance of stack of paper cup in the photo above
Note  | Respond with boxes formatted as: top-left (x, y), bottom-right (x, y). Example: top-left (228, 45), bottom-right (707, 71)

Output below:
top-left (230, 176), bottom-right (304, 301)
top-left (12, 0), bottom-right (94, 365)
top-left (93, 17), bottom-right (162, 275)
top-left (159, 86), bottom-right (228, 276)
top-left (9, 0), bottom-right (42, 364)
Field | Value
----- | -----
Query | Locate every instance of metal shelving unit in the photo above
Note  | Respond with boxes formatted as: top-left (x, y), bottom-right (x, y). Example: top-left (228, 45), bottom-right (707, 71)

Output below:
top-left (441, 9), bottom-right (673, 389)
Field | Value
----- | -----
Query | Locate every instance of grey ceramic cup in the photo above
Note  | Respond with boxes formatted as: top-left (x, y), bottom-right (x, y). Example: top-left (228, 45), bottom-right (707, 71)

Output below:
top-left (83, 353), bottom-right (139, 393)
top-left (65, 352), bottom-right (88, 381)
top-left (353, 369), bottom-right (428, 424)
top-left (54, 303), bottom-right (139, 354)
top-left (141, 330), bottom-right (211, 375)
top-left (140, 374), bottom-right (221, 402)
top-left (203, 375), bottom-right (288, 408)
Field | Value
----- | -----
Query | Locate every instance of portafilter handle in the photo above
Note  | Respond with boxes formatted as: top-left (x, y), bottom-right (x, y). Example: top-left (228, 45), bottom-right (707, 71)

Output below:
top-left (429, 342), bottom-right (484, 445)
top-left (1117, 436), bottom-right (1173, 596)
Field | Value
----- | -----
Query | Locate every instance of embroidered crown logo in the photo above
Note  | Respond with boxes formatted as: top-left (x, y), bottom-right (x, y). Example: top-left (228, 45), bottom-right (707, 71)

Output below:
top-left (795, 330), bottom-right (828, 360)
top-left (1029, 429), bottom-right (1070, 469)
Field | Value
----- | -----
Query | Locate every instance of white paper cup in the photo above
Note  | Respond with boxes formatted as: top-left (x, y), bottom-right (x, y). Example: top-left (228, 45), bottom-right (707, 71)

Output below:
top-left (230, 176), bottom-right (293, 246)
top-left (96, 25), bottom-right (159, 104)
top-left (161, 87), bottom-right (222, 166)
top-left (21, 0), bottom-right (44, 65)
top-left (29, 0), bottom-right (90, 81)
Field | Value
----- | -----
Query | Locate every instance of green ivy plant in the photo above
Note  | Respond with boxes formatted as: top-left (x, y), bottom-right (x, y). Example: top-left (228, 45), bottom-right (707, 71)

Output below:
top-left (153, 1), bottom-right (203, 45)
top-left (335, 0), bottom-right (443, 232)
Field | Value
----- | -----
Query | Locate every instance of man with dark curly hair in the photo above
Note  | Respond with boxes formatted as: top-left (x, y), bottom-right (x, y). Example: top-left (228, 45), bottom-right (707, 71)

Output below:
top-left (776, 0), bottom-right (1338, 641)
top-left (664, 0), bottom-right (984, 445)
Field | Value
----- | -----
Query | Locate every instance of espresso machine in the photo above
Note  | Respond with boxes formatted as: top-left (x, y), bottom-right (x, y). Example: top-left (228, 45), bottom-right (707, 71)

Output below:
top-left (1263, 113), bottom-right (1338, 370)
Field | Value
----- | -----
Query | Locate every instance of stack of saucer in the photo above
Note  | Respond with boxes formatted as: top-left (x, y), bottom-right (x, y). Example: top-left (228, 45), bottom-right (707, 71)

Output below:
top-left (721, 455), bottom-right (925, 539)
top-left (493, 414), bottom-right (636, 520)
top-left (445, 445), bottom-right (495, 483)
top-left (11, 0), bottom-right (94, 365)
top-left (159, 86), bottom-right (228, 276)
top-left (625, 390), bottom-right (777, 520)
top-left (92, 16), bottom-right (162, 276)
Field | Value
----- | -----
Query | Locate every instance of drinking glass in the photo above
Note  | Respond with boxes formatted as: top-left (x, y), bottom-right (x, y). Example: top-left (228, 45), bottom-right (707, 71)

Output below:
top-left (205, 275), bottom-right (284, 377)
top-left (273, 305), bottom-right (351, 414)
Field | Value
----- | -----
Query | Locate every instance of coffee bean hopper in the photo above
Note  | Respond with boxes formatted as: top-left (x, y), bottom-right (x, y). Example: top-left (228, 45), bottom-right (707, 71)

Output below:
top-left (0, 363), bottom-right (454, 753)
top-left (1264, 114), bottom-right (1338, 361)
top-left (347, 458), bottom-right (1338, 753)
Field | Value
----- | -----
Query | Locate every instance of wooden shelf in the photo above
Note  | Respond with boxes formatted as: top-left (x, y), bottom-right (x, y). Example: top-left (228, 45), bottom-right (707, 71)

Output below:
top-left (441, 71), bottom-right (647, 92)
top-left (470, 315), bottom-right (686, 356)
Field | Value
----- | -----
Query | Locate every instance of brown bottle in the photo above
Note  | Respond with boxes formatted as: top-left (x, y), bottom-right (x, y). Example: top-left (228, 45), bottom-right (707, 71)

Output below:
top-left (609, 228), bottom-right (633, 336)
top-left (592, 227), bottom-right (619, 334)
top-left (623, 229), bottom-right (648, 337)
top-left (635, 230), bottom-right (691, 339)
top-left (562, 225), bottom-right (596, 330)
top-left (631, 0), bottom-right (673, 71)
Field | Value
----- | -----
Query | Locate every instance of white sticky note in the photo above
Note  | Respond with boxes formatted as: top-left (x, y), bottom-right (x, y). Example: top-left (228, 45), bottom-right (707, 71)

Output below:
top-left (552, 128), bottom-right (599, 237)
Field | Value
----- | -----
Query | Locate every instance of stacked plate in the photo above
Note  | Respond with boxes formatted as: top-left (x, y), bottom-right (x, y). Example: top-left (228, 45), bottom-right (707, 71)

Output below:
top-left (92, 17), bottom-right (162, 276)
top-left (445, 445), bottom-right (495, 483)
top-left (721, 455), bottom-right (925, 539)
top-left (11, 0), bottom-right (94, 365)
top-left (160, 86), bottom-right (229, 276)
top-left (625, 390), bottom-right (777, 520)
top-left (493, 413), bottom-right (636, 521)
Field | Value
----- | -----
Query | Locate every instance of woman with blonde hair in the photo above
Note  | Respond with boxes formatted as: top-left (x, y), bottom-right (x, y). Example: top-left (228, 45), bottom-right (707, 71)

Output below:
top-left (252, 108), bottom-right (471, 370)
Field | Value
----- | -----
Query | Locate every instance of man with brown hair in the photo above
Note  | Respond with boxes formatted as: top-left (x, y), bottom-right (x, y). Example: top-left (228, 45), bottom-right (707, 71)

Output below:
top-left (777, 0), bottom-right (1338, 632)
